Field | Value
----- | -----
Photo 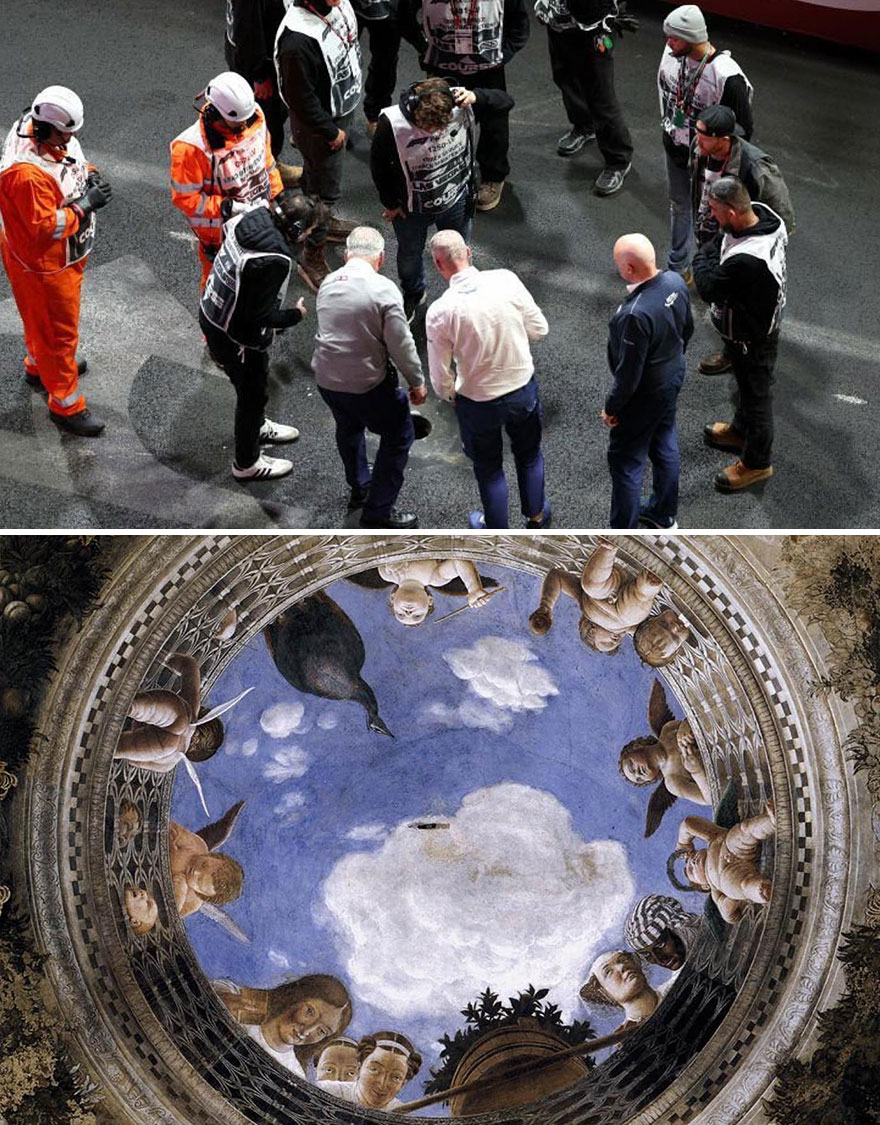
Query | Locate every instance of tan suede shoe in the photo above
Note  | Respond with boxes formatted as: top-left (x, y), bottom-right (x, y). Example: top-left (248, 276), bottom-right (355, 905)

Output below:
top-left (715, 460), bottom-right (774, 492)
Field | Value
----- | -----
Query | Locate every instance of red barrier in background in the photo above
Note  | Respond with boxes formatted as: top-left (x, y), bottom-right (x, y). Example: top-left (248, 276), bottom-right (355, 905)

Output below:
top-left (657, 0), bottom-right (880, 52)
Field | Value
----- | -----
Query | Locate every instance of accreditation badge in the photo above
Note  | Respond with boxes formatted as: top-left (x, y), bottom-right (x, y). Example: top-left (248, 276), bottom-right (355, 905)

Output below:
top-left (673, 106), bottom-right (686, 128)
top-left (454, 29), bottom-right (473, 53)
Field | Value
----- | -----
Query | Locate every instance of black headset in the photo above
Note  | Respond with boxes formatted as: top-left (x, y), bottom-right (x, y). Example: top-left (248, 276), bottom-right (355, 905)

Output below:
top-left (401, 79), bottom-right (456, 121)
top-left (271, 195), bottom-right (309, 244)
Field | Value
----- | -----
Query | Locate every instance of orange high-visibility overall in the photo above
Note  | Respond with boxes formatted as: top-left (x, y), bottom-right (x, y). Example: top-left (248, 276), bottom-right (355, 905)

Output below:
top-left (0, 121), bottom-right (95, 416)
top-left (170, 106), bottom-right (282, 290)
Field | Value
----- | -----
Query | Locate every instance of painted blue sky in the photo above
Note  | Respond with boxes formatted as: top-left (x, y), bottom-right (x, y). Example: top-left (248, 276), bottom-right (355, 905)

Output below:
top-left (171, 563), bottom-right (694, 1111)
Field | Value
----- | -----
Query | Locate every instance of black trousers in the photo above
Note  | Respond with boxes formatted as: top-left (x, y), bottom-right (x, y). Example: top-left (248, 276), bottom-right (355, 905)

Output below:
top-left (357, 14), bottom-right (402, 122)
top-left (545, 26), bottom-right (633, 170)
top-left (729, 332), bottom-right (779, 470)
top-left (200, 314), bottom-right (269, 470)
top-left (427, 64), bottom-right (510, 183)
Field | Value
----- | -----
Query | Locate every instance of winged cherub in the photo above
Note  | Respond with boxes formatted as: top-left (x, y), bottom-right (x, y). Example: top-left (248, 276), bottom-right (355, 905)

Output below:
top-left (618, 680), bottom-right (712, 836)
top-left (169, 800), bottom-right (246, 925)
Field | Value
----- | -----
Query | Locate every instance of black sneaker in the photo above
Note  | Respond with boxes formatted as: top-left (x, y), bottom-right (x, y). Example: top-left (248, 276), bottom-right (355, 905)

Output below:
top-left (50, 407), bottom-right (105, 437)
top-left (403, 291), bottom-right (427, 324)
top-left (360, 507), bottom-right (418, 529)
top-left (556, 127), bottom-right (596, 157)
top-left (348, 484), bottom-right (370, 510)
top-left (593, 162), bottom-right (632, 197)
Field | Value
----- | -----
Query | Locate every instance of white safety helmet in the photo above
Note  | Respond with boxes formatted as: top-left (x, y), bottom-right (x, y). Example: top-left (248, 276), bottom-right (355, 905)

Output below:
top-left (30, 85), bottom-right (84, 133)
top-left (202, 72), bottom-right (256, 124)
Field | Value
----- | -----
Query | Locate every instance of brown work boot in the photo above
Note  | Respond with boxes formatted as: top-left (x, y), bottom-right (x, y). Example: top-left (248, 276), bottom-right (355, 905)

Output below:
top-left (715, 460), bottom-right (774, 493)
top-left (297, 243), bottom-right (331, 293)
top-left (277, 162), bottom-right (303, 188)
top-left (325, 216), bottom-right (359, 243)
top-left (699, 350), bottom-right (733, 375)
top-left (703, 421), bottom-right (744, 452)
top-left (476, 181), bottom-right (504, 211)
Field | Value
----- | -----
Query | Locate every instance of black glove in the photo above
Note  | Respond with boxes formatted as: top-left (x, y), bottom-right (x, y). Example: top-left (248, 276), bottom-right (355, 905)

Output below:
top-left (220, 198), bottom-right (235, 221)
top-left (70, 177), bottom-right (112, 221)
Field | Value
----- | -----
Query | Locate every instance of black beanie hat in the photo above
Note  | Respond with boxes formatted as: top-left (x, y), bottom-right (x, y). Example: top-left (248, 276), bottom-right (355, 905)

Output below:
top-left (697, 105), bottom-right (737, 137)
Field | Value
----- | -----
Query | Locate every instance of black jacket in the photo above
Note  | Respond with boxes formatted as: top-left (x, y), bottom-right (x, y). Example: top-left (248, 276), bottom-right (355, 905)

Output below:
top-left (225, 0), bottom-right (287, 83)
top-left (693, 203), bottom-right (785, 344)
top-left (398, 0), bottom-right (530, 66)
top-left (276, 0), bottom-right (348, 140)
top-left (690, 136), bottom-right (795, 241)
top-left (370, 87), bottom-right (514, 211)
top-left (215, 207), bottom-right (303, 349)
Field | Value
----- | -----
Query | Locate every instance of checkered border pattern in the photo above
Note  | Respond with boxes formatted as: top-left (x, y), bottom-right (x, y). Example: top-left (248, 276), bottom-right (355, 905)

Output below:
top-left (650, 537), bottom-right (812, 1122)
top-left (61, 535), bottom-right (817, 1125)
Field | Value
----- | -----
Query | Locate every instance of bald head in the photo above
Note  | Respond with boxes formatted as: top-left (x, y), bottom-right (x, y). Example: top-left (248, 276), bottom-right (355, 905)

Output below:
top-left (613, 234), bottom-right (659, 285)
top-left (430, 229), bottom-right (471, 278)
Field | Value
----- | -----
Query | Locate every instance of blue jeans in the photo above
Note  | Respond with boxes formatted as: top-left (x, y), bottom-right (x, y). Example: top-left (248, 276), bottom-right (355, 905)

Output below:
top-left (318, 374), bottom-right (414, 518)
top-left (665, 152), bottom-right (694, 274)
top-left (607, 388), bottom-right (681, 529)
top-left (392, 195), bottom-right (473, 299)
top-left (455, 376), bottom-right (546, 529)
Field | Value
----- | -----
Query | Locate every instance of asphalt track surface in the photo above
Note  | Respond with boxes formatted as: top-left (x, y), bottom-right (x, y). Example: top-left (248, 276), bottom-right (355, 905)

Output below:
top-left (1, 0), bottom-right (878, 530)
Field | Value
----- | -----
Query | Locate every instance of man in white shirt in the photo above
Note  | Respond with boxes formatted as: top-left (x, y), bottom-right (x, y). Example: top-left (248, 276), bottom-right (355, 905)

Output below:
top-left (313, 226), bottom-right (427, 529)
top-left (425, 230), bottom-right (550, 529)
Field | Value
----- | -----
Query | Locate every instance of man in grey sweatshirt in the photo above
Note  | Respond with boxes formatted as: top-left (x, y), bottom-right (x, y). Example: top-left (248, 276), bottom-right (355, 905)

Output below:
top-left (312, 226), bottom-right (427, 529)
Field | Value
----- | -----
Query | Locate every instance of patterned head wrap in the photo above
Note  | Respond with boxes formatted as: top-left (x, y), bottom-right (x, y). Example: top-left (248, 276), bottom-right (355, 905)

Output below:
top-left (624, 894), bottom-right (702, 952)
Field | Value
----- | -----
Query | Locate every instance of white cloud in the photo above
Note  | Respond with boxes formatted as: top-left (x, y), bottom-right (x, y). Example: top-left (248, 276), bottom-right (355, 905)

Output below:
top-left (224, 736), bottom-right (259, 758)
top-left (423, 697), bottom-right (514, 734)
top-left (261, 702), bottom-right (310, 738)
top-left (263, 746), bottom-right (310, 783)
top-left (268, 949), bottom-right (290, 969)
top-left (320, 783), bottom-right (633, 1022)
top-left (443, 637), bottom-right (558, 714)
top-left (274, 791), bottom-right (307, 826)
top-left (317, 711), bottom-right (339, 731)
top-left (346, 822), bottom-right (389, 843)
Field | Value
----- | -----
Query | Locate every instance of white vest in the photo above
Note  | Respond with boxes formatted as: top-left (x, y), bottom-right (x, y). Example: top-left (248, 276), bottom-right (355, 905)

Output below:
top-left (199, 208), bottom-right (291, 348)
top-left (382, 104), bottom-right (473, 214)
top-left (174, 109), bottom-right (273, 208)
top-left (423, 0), bottom-right (504, 74)
top-left (713, 205), bottom-right (788, 339)
top-left (275, 2), bottom-right (362, 119)
top-left (657, 47), bottom-right (752, 150)
top-left (0, 117), bottom-right (94, 270)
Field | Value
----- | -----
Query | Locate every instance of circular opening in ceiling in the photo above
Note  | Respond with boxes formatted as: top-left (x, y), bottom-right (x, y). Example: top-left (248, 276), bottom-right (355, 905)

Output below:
top-left (24, 535), bottom-right (852, 1125)
top-left (103, 543), bottom-right (777, 1121)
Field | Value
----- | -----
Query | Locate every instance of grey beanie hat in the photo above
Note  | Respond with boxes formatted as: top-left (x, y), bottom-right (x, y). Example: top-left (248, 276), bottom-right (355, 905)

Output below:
top-left (663, 5), bottom-right (708, 43)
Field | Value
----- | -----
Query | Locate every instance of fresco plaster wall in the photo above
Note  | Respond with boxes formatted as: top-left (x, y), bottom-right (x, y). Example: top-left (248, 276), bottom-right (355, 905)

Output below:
top-left (14, 535), bottom-right (870, 1125)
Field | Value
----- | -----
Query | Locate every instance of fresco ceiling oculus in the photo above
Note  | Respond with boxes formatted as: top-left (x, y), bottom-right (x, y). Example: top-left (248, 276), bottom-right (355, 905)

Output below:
top-left (103, 540), bottom-right (781, 1121)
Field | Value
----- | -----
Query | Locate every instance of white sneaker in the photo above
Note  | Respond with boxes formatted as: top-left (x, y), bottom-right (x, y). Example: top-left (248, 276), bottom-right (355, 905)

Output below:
top-left (259, 418), bottom-right (300, 443)
top-left (232, 454), bottom-right (293, 480)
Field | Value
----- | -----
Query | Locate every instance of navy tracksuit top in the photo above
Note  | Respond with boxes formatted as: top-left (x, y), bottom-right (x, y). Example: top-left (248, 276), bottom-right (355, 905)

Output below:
top-left (605, 271), bottom-right (694, 419)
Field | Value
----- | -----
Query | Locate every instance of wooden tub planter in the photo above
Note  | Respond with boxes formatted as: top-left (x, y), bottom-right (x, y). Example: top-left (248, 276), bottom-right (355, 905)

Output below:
top-left (448, 1019), bottom-right (591, 1116)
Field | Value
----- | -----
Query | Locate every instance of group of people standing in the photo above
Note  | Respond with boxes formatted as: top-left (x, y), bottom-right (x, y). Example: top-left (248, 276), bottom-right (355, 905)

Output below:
top-left (0, 0), bottom-right (795, 527)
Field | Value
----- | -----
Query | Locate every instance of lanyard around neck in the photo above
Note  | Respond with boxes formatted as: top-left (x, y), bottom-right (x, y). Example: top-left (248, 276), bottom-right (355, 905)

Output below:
top-left (676, 47), bottom-right (714, 113)
top-left (303, 1), bottom-right (356, 49)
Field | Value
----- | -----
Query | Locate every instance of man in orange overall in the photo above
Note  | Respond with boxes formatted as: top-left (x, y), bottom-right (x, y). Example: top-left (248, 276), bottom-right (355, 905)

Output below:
top-left (0, 86), bottom-right (112, 437)
top-left (170, 71), bottom-right (283, 291)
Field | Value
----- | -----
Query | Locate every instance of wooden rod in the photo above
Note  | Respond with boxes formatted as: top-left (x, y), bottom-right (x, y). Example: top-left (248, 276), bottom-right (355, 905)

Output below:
top-left (395, 1026), bottom-right (632, 1115)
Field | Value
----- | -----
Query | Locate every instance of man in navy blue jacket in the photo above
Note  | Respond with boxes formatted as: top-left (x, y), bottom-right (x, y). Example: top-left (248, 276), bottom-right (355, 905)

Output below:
top-left (601, 233), bottom-right (693, 529)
